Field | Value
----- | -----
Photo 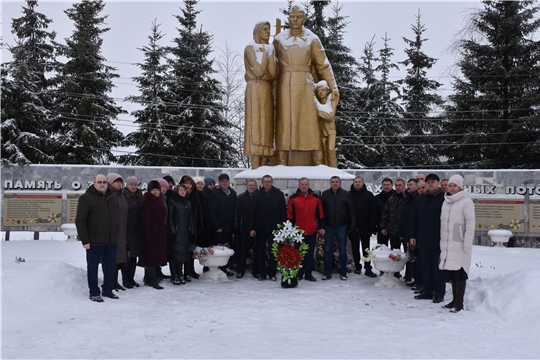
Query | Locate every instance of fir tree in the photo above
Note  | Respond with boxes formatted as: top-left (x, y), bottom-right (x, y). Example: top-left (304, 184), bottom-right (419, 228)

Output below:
top-left (323, 3), bottom-right (362, 168)
top-left (163, 0), bottom-right (234, 167)
top-left (357, 34), bottom-right (405, 168)
top-left (119, 20), bottom-right (170, 166)
top-left (354, 38), bottom-right (381, 167)
top-left (51, 0), bottom-right (124, 165)
top-left (444, 1), bottom-right (540, 168)
top-left (398, 10), bottom-right (444, 167)
top-left (1, 0), bottom-right (56, 165)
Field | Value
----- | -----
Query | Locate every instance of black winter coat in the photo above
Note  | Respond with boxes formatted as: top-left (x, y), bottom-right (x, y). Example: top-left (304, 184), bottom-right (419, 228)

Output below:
top-left (209, 187), bottom-right (237, 233)
top-left (250, 186), bottom-right (287, 233)
top-left (380, 192), bottom-right (406, 236)
top-left (109, 185), bottom-right (128, 264)
top-left (76, 186), bottom-right (119, 246)
top-left (187, 190), bottom-right (205, 245)
top-left (399, 190), bottom-right (418, 242)
top-left (167, 192), bottom-right (194, 263)
top-left (321, 187), bottom-right (356, 228)
top-left (235, 189), bottom-right (257, 233)
top-left (375, 190), bottom-right (394, 230)
top-left (124, 188), bottom-right (144, 257)
top-left (198, 190), bottom-right (213, 247)
top-left (410, 189), bottom-right (445, 249)
top-left (349, 184), bottom-right (377, 235)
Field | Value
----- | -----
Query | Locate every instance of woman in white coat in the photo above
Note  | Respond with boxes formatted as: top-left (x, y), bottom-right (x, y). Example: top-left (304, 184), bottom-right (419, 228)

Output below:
top-left (439, 175), bottom-right (475, 312)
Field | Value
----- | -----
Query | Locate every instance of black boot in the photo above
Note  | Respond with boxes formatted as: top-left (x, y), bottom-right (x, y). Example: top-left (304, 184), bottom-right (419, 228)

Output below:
top-left (443, 280), bottom-right (457, 309)
top-left (129, 261), bottom-right (140, 287)
top-left (178, 262), bottom-right (187, 285)
top-left (114, 265), bottom-right (126, 291)
top-left (146, 267), bottom-right (164, 290)
top-left (451, 280), bottom-right (466, 313)
top-left (143, 268), bottom-right (149, 286)
top-left (364, 263), bottom-right (377, 278)
top-left (121, 263), bottom-right (133, 289)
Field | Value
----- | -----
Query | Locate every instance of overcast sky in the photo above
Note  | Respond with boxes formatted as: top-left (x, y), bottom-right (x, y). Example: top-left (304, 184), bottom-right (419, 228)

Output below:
top-left (2, 1), bottom-right (490, 139)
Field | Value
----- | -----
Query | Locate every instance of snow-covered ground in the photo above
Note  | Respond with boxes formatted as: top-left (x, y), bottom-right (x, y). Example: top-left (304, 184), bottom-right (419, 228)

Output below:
top-left (2, 232), bottom-right (540, 359)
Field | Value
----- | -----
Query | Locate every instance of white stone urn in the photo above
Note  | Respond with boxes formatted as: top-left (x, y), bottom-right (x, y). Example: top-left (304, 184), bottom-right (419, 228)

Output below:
top-left (368, 245), bottom-right (408, 288)
top-left (194, 246), bottom-right (235, 282)
top-left (60, 224), bottom-right (78, 242)
top-left (488, 229), bottom-right (513, 247)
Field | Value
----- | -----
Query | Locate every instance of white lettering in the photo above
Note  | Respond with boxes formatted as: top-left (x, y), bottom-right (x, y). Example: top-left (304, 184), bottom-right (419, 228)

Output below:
top-left (3, 180), bottom-right (13, 189)
top-left (71, 181), bottom-right (81, 190)
top-left (37, 181), bottom-right (45, 189)
top-left (14, 180), bottom-right (23, 189)
top-left (24, 180), bottom-right (36, 189)
top-left (506, 186), bottom-right (515, 195)
top-left (54, 181), bottom-right (62, 190)
top-left (516, 186), bottom-right (527, 195)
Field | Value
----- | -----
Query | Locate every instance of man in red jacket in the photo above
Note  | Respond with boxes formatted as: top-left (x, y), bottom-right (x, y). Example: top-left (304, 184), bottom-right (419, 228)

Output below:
top-left (287, 177), bottom-right (325, 281)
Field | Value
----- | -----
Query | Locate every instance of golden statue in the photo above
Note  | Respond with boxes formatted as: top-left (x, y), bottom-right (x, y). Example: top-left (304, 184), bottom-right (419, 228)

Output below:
top-left (315, 80), bottom-right (339, 167)
top-left (273, 5), bottom-right (339, 166)
top-left (243, 21), bottom-right (277, 169)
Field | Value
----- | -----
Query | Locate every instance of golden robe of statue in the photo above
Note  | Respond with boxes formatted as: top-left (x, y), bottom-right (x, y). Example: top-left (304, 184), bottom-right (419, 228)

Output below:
top-left (243, 22), bottom-right (277, 169)
top-left (273, 7), bottom-right (338, 165)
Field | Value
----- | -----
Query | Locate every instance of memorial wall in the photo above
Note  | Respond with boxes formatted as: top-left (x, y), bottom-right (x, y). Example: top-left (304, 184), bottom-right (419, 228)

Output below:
top-left (2, 165), bottom-right (539, 243)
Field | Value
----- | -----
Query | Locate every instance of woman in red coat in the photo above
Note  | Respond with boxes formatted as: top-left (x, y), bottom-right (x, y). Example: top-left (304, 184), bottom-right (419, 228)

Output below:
top-left (141, 180), bottom-right (168, 290)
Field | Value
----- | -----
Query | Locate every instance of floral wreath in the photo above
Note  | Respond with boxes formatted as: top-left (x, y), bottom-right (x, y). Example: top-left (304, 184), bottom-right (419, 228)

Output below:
top-left (271, 220), bottom-right (309, 284)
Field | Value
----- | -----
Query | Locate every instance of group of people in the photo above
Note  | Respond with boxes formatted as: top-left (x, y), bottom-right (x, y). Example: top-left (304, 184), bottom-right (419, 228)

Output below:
top-left (76, 171), bottom-right (475, 312)
top-left (373, 173), bottom-right (475, 313)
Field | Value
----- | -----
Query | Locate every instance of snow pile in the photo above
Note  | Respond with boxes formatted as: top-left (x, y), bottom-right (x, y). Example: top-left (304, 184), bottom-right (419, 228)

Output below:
top-left (468, 270), bottom-right (540, 321)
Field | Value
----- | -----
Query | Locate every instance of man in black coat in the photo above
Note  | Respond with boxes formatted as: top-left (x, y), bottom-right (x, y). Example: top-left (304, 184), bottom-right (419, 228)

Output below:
top-left (410, 173), bottom-right (445, 303)
top-left (249, 175), bottom-right (287, 281)
top-left (349, 176), bottom-right (377, 277)
top-left (234, 179), bottom-right (258, 279)
top-left (375, 178), bottom-right (395, 246)
top-left (209, 173), bottom-right (237, 276)
top-left (321, 176), bottom-right (356, 281)
top-left (76, 174), bottom-right (119, 302)
top-left (399, 179), bottom-right (420, 285)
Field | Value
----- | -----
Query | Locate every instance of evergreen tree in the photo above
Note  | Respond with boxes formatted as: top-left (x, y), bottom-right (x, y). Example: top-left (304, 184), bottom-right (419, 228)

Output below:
top-left (444, 1), bottom-right (540, 168)
top-left (398, 10), bottom-right (444, 167)
top-left (323, 3), bottom-right (362, 168)
top-left (119, 20), bottom-right (170, 166)
top-left (1, 0), bottom-right (56, 165)
top-left (51, 0), bottom-right (124, 165)
top-left (163, 0), bottom-right (235, 167)
top-left (355, 38), bottom-right (383, 167)
top-left (357, 34), bottom-right (405, 168)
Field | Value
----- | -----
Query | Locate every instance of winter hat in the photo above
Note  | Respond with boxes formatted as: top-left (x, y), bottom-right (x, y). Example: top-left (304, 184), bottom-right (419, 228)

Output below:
top-left (218, 174), bottom-right (230, 182)
top-left (163, 175), bottom-right (175, 185)
top-left (193, 176), bottom-right (204, 185)
top-left (107, 173), bottom-right (123, 185)
top-left (425, 173), bottom-right (440, 182)
top-left (126, 176), bottom-right (139, 186)
top-left (147, 180), bottom-right (161, 192)
top-left (204, 177), bottom-right (216, 187)
top-left (448, 175), bottom-right (464, 189)
top-left (155, 178), bottom-right (168, 188)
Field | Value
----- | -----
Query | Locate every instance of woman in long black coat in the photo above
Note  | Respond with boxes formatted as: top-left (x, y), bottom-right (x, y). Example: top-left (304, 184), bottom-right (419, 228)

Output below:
top-left (180, 175), bottom-right (205, 279)
top-left (123, 176), bottom-right (144, 287)
top-left (167, 184), bottom-right (194, 285)
top-left (141, 180), bottom-right (168, 290)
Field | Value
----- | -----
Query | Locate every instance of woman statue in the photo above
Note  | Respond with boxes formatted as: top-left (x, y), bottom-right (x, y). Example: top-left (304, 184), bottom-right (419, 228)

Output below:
top-left (439, 175), bottom-right (476, 313)
top-left (244, 21), bottom-right (277, 169)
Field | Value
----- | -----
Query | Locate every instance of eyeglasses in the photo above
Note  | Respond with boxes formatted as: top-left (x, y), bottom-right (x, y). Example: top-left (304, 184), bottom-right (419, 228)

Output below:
top-left (95, 181), bottom-right (107, 184)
